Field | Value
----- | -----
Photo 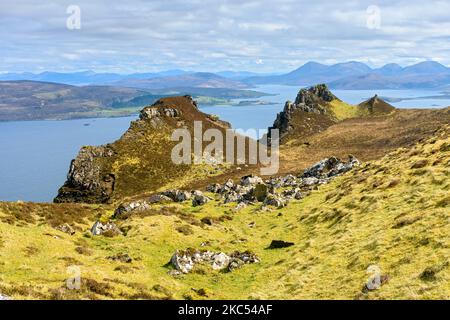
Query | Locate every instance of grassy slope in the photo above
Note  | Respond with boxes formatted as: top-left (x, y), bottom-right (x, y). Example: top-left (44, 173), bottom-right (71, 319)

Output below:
top-left (1, 127), bottom-right (448, 300)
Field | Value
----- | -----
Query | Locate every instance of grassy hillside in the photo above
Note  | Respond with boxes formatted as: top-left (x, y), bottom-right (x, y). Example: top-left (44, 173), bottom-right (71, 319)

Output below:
top-left (0, 126), bottom-right (448, 300)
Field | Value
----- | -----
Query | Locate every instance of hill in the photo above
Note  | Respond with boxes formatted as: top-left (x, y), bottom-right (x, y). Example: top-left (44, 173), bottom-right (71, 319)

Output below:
top-left (0, 123), bottom-right (448, 299)
top-left (54, 96), bottom-right (254, 204)
top-left (0, 80), bottom-right (268, 121)
top-left (0, 86), bottom-right (449, 300)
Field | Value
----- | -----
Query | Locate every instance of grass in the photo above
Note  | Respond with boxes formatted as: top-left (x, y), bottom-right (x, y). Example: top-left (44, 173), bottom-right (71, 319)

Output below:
top-left (0, 126), bottom-right (448, 299)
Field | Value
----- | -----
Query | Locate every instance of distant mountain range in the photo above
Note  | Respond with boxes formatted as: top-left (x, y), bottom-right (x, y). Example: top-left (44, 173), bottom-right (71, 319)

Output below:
top-left (243, 61), bottom-right (450, 89)
top-left (2, 61), bottom-right (450, 90)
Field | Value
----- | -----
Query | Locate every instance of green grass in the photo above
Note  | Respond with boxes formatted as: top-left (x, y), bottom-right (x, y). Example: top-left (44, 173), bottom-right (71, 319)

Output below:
top-left (0, 127), bottom-right (449, 300)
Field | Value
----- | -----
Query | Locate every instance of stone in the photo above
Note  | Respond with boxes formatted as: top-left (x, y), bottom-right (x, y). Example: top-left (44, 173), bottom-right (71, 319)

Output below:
top-left (302, 177), bottom-right (319, 186)
top-left (171, 250), bottom-right (195, 274)
top-left (169, 249), bottom-right (259, 275)
top-left (107, 252), bottom-right (133, 263)
top-left (148, 194), bottom-right (173, 204)
top-left (211, 252), bottom-right (231, 270)
top-left (114, 200), bottom-right (151, 218)
top-left (55, 223), bottom-right (75, 235)
top-left (0, 293), bottom-right (11, 300)
top-left (162, 189), bottom-right (191, 202)
top-left (90, 221), bottom-right (122, 236)
top-left (252, 183), bottom-right (268, 202)
top-left (192, 192), bottom-right (210, 206)
top-left (206, 183), bottom-right (221, 193)
top-left (223, 191), bottom-right (242, 204)
top-left (268, 240), bottom-right (295, 249)
top-left (263, 194), bottom-right (287, 208)
top-left (240, 175), bottom-right (263, 186)
top-left (234, 202), bottom-right (247, 212)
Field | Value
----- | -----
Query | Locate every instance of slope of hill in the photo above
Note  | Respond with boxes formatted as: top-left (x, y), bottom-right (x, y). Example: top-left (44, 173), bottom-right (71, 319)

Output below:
top-left (268, 84), bottom-right (395, 142)
top-left (0, 81), bottom-right (161, 121)
top-left (0, 124), bottom-right (448, 300)
top-left (54, 96), bottom-right (253, 204)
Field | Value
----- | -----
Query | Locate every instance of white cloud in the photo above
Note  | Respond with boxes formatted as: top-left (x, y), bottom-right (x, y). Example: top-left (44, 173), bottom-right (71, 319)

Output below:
top-left (0, 0), bottom-right (449, 72)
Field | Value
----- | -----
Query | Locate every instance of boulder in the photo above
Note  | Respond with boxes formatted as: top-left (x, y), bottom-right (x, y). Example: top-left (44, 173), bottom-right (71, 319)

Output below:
top-left (169, 249), bottom-right (259, 275)
top-left (206, 183), bottom-right (221, 193)
top-left (148, 194), bottom-right (173, 204)
top-left (107, 252), bottom-right (133, 263)
top-left (211, 252), bottom-right (231, 270)
top-left (162, 189), bottom-right (191, 202)
top-left (170, 250), bottom-right (195, 274)
top-left (240, 175), bottom-right (263, 186)
top-left (302, 177), bottom-right (319, 186)
top-left (55, 223), bottom-right (75, 235)
top-left (252, 183), bottom-right (268, 202)
top-left (268, 240), bottom-right (295, 249)
top-left (0, 293), bottom-right (11, 300)
top-left (263, 194), bottom-right (287, 208)
top-left (90, 221), bottom-right (122, 236)
top-left (192, 191), bottom-right (210, 206)
top-left (114, 200), bottom-right (151, 218)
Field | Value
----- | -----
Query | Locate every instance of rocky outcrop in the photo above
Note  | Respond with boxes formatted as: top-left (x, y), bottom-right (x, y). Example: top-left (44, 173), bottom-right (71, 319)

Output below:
top-left (204, 155), bottom-right (359, 210)
top-left (268, 84), bottom-right (338, 140)
top-left (54, 146), bottom-right (116, 204)
top-left (54, 95), bottom-right (233, 204)
top-left (169, 249), bottom-right (260, 275)
top-left (55, 223), bottom-right (75, 235)
top-left (90, 221), bottom-right (122, 236)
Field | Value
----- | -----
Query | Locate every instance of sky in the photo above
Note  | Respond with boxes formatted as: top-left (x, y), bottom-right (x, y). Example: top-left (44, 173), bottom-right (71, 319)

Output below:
top-left (1, 0), bottom-right (450, 73)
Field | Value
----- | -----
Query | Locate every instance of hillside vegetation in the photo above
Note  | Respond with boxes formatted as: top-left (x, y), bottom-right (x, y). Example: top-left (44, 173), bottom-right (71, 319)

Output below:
top-left (0, 125), bottom-right (448, 299)
top-left (0, 85), bottom-right (449, 300)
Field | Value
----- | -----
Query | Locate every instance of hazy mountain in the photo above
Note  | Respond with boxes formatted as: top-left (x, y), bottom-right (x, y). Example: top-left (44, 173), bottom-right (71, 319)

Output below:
top-left (329, 61), bottom-right (450, 89)
top-left (111, 72), bottom-right (250, 90)
top-left (244, 61), bottom-right (450, 89)
top-left (0, 70), bottom-right (189, 86)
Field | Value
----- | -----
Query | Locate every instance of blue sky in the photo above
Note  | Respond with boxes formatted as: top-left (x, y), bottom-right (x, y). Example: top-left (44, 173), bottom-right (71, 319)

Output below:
top-left (1, 0), bottom-right (450, 73)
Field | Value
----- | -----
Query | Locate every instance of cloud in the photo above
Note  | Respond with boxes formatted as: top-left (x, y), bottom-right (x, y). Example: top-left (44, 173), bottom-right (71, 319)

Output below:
top-left (0, 0), bottom-right (450, 73)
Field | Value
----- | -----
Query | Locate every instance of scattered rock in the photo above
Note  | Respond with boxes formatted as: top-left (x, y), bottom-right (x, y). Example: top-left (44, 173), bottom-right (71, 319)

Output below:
top-left (241, 175), bottom-right (263, 186)
top-left (212, 252), bottom-right (231, 270)
top-left (55, 223), bottom-right (75, 235)
top-left (162, 189), bottom-right (191, 202)
top-left (114, 200), bottom-right (151, 218)
top-left (192, 191), bottom-right (210, 206)
top-left (169, 249), bottom-right (259, 274)
top-left (363, 274), bottom-right (390, 292)
top-left (252, 183), bottom-right (268, 202)
top-left (90, 221), bottom-right (122, 236)
top-left (263, 194), bottom-right (287, 208)
top-left (268, 240), bottom-right (295, 249)
top-left (148, 194), bottom-right (173, 204)
top-left (0, 293), bottom-right (11, 300)
top-left (107, 253), bottom-right (133, 263)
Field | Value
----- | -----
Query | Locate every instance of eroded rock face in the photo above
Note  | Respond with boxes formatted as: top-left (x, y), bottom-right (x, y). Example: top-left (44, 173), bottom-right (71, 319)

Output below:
top-left (54, 146), bottom-right (116, 204)
top-left (169, 249), bottom-right (260, 275)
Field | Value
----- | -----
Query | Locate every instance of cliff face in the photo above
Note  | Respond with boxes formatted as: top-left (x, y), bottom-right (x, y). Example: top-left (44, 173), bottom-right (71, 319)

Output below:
top-left (54, 96), bottom-right (233, 204)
